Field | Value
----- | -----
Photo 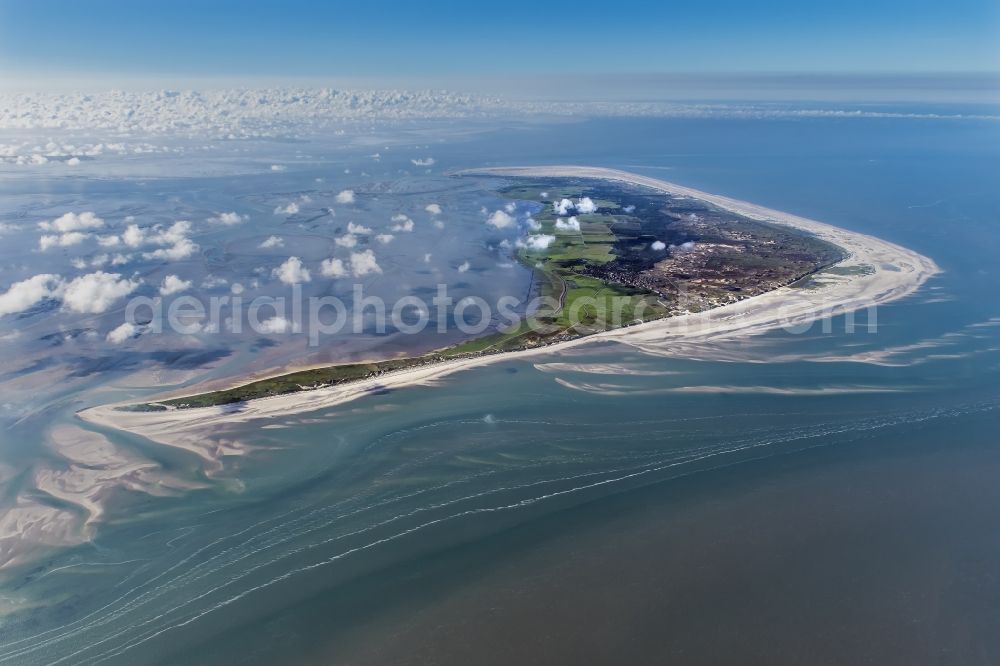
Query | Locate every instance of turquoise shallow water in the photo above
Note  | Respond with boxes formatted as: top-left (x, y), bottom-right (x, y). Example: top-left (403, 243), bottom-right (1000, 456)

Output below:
top-left (1, 113), bottom-right (999, 664)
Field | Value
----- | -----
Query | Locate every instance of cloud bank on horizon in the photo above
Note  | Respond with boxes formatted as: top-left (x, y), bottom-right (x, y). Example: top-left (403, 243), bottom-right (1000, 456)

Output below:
top-left (1, 88), bottom-right (997, 145)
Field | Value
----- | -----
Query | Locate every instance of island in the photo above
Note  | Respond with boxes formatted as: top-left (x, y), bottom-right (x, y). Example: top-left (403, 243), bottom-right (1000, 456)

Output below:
top-left (79, 167), bottom-right (939, 458)
top-left (124, 172), bottom-right (845, 409)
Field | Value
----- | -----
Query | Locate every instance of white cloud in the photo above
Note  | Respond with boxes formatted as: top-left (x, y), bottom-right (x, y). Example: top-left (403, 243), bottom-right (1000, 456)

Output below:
top-left (575, 197), bottom-right (597, 214)
top-left (106, 321), bottom-right (138, 344)
top-left (122, 224), bottom-right (145, 247)
top-left (457, 261), bottom-right (470, 273)
top-left (201, 275), bottom-right (228, 289)
top-left (122, 220), bottom-right (193, 255)
top-left (272, 256), bottom-right (311, 285)
top-left (38, 211), bottom-right (104, 233)
top-left (320, 257), bottom-right (347, 278)
top-left (160, 274), bottom-right (192, 296)
top-left (66, 157), bottom-right (80, 166)
top-left (258, 235), bottom-right (284, 249)
top-left (390, 214), bottom-right (414, 232)
top-left (274, 202), bottom-right (300, 216)
top-left (519, 234), bottom-right (556, 251)
top-left (270, 164), bottom-right (287, 172)
top-left (425, 203), bottom-right (442, 215)
top-left (0, 274), bottom-right (64, 316)
top-left (150, 221), bottom-right (191, 246)
top-left (208, 211), bottom-right (247, 225)
top-left (554, 216), bottom-right (580, 232)
top-left (375, 233), bottom-right (394, 244)
top-left (335, 189), bottom-right (355, 204)
top-left (623, 205), bottom-right (636, 213)
top-left (666, 241), bottom-right (698, 252)
top-left (423, 253), bottom-right (432, 263)
top-left (349, 249), bottom-right (382, 277)
top-left (347, 222), bottom-right (372, 234)
top-left (335, 233), bottom-right (358, 248)
top-left (62, 271), bottom-right (140, 314)
top-left (72, 253), bottom-right (111, 269)
top-left (39, 231), bottom-right (88, 250)
top-left (411, 157), bottom-right (435, 167)
top-left (504, 202), bottom-right (516, 214)
top-left (259, 316), bottom-right (291, 333)
top-left (97, 235), bottom-right (121, 248)
top-left (142, 237), bottom-right (199, 261)
top-left (486, 210), bottom-right (515, 229)
top-left (525, 216), bottom-right (541, 231)
top-left (651, 240), bottom-right (666, 251)
top-left (554, 198), bottom-right (574, 215)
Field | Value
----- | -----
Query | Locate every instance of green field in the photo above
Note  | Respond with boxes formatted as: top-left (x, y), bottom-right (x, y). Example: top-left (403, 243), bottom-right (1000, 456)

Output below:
top-left (442, 182), bottom-right (666, 357)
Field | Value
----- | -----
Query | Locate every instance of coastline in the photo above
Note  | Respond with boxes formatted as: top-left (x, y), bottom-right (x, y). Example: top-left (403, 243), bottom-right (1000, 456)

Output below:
top-left (78, 166), bottom-right (941, 456)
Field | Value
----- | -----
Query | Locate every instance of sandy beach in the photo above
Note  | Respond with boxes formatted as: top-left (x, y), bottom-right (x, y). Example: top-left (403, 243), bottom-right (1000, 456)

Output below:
top-left (78, 166), bottom-right (940, 457)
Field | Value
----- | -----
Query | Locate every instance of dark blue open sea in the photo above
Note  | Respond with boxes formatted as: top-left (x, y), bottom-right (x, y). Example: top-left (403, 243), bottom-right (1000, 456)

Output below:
top-left (1, 110), bottom-right (999, 664)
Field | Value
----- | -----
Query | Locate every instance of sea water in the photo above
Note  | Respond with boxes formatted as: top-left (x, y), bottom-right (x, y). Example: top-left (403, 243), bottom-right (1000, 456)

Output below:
top-left (1, 111), bottom-right (998, 664)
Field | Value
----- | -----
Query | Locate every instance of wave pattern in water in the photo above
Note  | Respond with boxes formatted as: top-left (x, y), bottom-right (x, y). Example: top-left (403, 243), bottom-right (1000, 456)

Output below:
top-left (1, 394), bottom-right (997, 665)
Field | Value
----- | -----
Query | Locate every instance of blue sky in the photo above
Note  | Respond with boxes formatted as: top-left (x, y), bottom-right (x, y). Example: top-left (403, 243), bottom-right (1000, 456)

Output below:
top-left (0, 0), bottom-right (997, 88)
